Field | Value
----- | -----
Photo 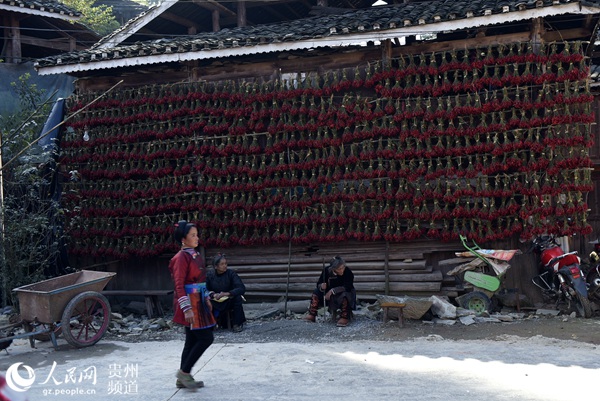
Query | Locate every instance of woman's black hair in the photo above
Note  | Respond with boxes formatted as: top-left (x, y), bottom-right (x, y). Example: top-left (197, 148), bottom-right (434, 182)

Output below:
top-left (212, 253), bottom-right (226, 267)
top-left (174, 220), bottom-right (196, 242)
top-left (327, 255), bottom-right (345, 273)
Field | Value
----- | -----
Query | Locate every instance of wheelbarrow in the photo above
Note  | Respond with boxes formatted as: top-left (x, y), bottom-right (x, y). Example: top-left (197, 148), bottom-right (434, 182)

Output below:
top-left (451, 235), bottom-right (520, 313)
top-left (1, 270), bottom-right (115, 350)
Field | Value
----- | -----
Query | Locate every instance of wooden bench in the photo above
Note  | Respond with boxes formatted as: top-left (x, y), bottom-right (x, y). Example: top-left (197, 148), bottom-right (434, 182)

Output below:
top-left (102, 290), bottom-right (173, 318)
top-left (380, 302), bottom-right (406, 327)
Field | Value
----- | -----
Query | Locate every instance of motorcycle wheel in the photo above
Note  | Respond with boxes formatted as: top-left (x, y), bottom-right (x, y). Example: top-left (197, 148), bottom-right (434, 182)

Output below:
top-left (460, 291), bottom-right (491, 313)
top-left (587, 271), bottom-right (600, 301)
top-left (574, 292), bottom-right (593, 318)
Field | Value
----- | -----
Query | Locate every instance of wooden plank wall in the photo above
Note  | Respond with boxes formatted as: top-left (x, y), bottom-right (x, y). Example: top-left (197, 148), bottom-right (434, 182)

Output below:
top-left (582, 96), bottom-right (600, 255)
top-left (205, 240), bottom-right (460, 301)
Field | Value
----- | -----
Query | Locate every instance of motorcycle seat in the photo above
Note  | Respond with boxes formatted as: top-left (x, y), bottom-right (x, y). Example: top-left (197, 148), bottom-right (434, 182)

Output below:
top-left (544, 251), bottom-right (580, 270)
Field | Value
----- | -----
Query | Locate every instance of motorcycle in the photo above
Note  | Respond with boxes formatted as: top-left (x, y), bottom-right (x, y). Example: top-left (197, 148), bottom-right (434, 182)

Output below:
top-left (530, 235), bottom-right (592, 318)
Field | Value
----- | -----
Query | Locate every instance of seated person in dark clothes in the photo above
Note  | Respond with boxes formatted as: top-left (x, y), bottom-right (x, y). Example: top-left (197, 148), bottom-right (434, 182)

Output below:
top-left (207, 254), bottom-right (246, 332)
top-left (303, 255), bottom-right (356, 327)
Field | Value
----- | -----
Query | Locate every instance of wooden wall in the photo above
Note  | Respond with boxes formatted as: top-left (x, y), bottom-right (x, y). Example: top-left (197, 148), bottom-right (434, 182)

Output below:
top-left (86, 236), bottom-right (543, 306)
top-left (582, 95), bottom-right (600, 256)
top-left (205, 240), bottom-right (460, 302)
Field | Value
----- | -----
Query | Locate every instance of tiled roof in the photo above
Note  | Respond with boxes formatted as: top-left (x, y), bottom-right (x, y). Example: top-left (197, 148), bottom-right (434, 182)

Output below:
top-left (0, 0), bottom-right (81, 18)
top-left (35, 0), bottom-right (600, 73)
top-left (88, 1), bottom-right (166, 51)
top-left (90, 0), bottom-right (378, 51)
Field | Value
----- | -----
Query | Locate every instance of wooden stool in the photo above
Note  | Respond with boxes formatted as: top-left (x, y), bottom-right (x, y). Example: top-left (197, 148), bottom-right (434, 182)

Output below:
top-left (381, 302), bottom-right (406, 327)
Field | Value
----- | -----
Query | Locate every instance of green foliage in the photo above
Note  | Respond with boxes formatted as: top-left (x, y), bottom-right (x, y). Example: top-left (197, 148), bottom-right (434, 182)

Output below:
top-left (1, 74), bottom-right (48, 162)
top-left (0, 164), bottom-right (61, 306)
top-left (61, 0), bottom-right (120, 36)
top-left (0, 74), bottom-right (66, 307)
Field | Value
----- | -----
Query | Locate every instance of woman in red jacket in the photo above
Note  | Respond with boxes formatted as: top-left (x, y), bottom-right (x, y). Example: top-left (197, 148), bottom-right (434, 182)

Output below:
top-left (169, 220), bottom-right (216, 389)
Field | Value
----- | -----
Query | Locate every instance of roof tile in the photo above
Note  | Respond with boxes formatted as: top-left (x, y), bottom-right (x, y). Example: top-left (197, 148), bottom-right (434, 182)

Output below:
top-left (35, 0), bottom-right (600, 70)
top-left (0, 0), bottom-right (81, 17)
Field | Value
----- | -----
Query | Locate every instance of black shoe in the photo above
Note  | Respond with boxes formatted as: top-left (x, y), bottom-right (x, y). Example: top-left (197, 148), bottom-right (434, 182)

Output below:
top-left (232, 324), bottom-right (243, 333)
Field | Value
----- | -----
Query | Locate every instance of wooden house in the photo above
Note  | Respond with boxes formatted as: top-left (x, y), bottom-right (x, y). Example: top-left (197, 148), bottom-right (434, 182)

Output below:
top-left (0, 0), bottom-right (98, 63)
top-left (0, 0), bottom-right (99, 115)
top-left (34, 0), bottom-right (600, 305)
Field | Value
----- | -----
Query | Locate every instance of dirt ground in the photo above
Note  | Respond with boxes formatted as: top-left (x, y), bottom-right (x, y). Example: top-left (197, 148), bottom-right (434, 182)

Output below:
top-left (105, 307), bottom-right (600, 346)
top-left (11, 313), bottom-right (600, 401)
top-left (9, 304), bottom-right (600, 401)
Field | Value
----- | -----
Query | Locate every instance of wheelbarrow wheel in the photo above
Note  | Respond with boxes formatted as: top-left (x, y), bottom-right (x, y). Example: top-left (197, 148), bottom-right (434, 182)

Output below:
top-left (61, 291), bottom-right (111, 347)
top-left (460, 291), bottom-right (492, 313)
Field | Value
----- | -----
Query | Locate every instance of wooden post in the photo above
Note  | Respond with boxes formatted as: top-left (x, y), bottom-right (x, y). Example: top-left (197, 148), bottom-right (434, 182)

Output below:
top-left (381, 39), bottom-right (392, 69)
top-left (284, 239), bottom-right (292, 316)
top-left (212, 10), bottom-right (220, 32)
top-left (237, 1), bottom-right (247, 28)
top-left (384, 241), bottom-right (390, 295)
top-left (9, 14), bottom-right (21, 63)
top-left (531, 17), bottom-right (543, 55)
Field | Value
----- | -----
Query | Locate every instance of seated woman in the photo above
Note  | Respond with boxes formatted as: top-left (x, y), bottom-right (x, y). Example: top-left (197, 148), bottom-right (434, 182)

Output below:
top-left (207, 254), bottom-right (246, 332)
top-left (304, 255), bottom-right (355, 327)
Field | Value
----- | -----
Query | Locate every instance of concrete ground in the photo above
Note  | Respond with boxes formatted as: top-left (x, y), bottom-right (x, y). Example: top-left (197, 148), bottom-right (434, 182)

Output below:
top-left (2, 328), bottom-right (599, 401)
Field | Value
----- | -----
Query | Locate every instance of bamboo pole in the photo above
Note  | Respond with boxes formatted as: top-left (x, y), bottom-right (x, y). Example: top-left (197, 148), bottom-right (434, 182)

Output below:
top-left (384, 240), bottom-right (389, 295)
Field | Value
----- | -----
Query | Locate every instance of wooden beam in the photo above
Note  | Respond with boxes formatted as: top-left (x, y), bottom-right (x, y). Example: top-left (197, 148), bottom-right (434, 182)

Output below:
top-left (264, 4), bottom-right (292, 21)
top-left (160, 11), bottom-right (200, 30)
top-left (542, 27), bottom-right (593, 42)
top-left (584, 14), bottom-right (595, 30)
top-left (390, 28), bottom-right (591, 57)
top-left (19, 35), bottom-right (83, 52)
top-left (244, 282), bottom-right (441, 292)
top-left (136, 26), bottom-right (161, 36)
top-left (340, 0), bottom-right (355, 9)
top-left (240, 267), bottom-right (433, 280)
top-left (192, 0), bottom-right (236, 18)
top-left (244, 0), bottom-right (306, 8)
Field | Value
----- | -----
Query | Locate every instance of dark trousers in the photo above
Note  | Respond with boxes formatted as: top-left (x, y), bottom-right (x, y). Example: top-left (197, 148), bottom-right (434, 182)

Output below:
top-left (180, 326), bottom-right (214, 373)
top-left (308, 289), bottom-right (354, 319)
top-left (213, 295), bottom-right (246, 327)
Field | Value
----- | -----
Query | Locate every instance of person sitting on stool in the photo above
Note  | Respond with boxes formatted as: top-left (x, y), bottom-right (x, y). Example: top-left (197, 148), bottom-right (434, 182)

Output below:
top-left (304, 255), bottom-right (355, 327)
top-left (207, 254), bottom-right (246, 332)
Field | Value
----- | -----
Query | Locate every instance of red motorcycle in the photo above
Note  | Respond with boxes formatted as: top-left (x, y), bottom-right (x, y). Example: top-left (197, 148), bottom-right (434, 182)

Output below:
top-left (530, 235), bottom-right (592, 318)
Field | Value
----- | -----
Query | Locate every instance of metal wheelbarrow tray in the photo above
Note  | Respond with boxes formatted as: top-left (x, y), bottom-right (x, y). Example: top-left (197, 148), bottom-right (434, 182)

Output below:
top-left (10, 270), bottom-right (116, 349)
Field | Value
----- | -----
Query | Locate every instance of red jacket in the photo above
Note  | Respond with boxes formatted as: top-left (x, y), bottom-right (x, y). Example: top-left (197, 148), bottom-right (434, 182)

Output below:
top-left (169, 248), bottom-right (207, 326)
